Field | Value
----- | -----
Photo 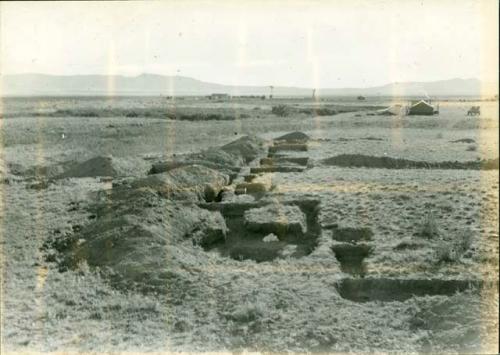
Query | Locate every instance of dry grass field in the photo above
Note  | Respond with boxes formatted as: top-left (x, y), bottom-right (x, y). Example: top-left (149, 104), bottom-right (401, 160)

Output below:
top-left (0, 96), bottom-right (498, 353)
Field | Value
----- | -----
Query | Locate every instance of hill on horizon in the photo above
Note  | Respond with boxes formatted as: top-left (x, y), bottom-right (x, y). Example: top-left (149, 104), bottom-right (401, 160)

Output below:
top-left (1, 73), bottom-right (497, 97)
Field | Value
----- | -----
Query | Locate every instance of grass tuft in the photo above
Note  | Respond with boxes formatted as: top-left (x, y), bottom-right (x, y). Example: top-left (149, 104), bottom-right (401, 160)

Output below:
top-left (418, 212), bottom-right (440, 239)
top-left (227, 303), bottom-right (264, 323)
top-left (435, 229), bottom-right (473, 263)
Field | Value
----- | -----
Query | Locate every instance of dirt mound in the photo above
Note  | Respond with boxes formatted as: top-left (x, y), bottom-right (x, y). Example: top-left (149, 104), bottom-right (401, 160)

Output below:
top-left (133, 164), bottom-right (229, 202)
top-left (56, 156), bottom-right (118, 178)
top-left (149, 149), bottom-right (241, 177)
top-left (220, 135), bottom-right (265, 163)
top-left (275, 131), bottom-right (310, 142)
top-left (45, 162), bottom-right (235, 293)
top-left (322, 154), bottom-right (499, 170)
top-left (149, 135), bottom-right (265, 175)
top-left (49, 187), bottom-right (227, 294)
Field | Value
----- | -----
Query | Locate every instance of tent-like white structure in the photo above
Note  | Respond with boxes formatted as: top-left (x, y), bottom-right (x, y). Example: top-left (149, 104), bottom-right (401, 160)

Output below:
top-left (408, 100), bottom-right (435, 115)
top-left (377, 104), bottom-right (403, 116)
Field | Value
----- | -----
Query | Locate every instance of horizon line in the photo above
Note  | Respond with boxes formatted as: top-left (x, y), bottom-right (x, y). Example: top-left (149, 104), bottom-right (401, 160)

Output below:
top-left (1, 72), bottom-right (490, 91)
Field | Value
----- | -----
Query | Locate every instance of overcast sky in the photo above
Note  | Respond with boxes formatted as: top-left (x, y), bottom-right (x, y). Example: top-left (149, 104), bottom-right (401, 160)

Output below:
top-left (1, 0), bottom-right (498, 88)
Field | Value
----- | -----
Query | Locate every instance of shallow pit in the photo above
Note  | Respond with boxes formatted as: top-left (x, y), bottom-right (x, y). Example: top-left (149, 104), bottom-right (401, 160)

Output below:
top-left (322, 154), bottom-right (499, 170)
top-left (201, 200), bottom-right (321, 262)
top-left (260, 157), bottom-right (309, 166)
top-left (244, 174), bottom-right (256, 182)
top-left (336, 278), bottom-right (485, 303)
top-left (274, 131), bottom-right (311, 142)
top-left (250, 166), bottom-right (305, 174)
top-left (235, 182), bottom-right (269, 194)
top-left (268, 143), bottom-right (308, 154)
top-left (331, 243), bottom-right (373, 276)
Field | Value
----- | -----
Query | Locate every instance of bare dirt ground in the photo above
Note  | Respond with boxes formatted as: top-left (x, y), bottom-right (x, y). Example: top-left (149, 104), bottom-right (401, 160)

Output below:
top-left (0, 97), bottom-right (498, 353)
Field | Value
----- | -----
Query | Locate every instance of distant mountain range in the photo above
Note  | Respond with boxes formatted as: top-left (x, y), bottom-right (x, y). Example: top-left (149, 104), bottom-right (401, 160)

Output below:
top-left (1, 73), bottom-right (497, 97)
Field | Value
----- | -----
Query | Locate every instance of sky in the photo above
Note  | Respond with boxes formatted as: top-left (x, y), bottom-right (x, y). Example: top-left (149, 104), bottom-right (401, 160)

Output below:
top-left (0, 0), bottom-right (498, 88)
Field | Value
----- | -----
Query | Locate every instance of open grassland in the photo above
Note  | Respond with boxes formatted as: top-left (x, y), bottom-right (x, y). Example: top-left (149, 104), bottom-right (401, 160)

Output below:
top-left (0, 96), bottom-right (498, 353)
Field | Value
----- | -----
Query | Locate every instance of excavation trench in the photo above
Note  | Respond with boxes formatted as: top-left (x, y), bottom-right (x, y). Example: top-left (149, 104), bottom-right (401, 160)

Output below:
top-left (260, 157), bottom-right (309, 166)
top-left (331, 243), bottom-right (373, 276)
top-left (336, 278), bottom-right (488, 303)
top-left (268, 143), bottom-right (308, 154)
top-left (250, 166), bottom-right (305, 174)
top-left (200, 199), bottom-right (321, 262)
top-left (322, 154), bottom-right (499, 170)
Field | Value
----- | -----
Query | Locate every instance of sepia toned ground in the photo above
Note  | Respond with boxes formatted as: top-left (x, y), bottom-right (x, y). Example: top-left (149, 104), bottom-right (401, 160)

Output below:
top-left (0, 96), bottom-right (498, 353)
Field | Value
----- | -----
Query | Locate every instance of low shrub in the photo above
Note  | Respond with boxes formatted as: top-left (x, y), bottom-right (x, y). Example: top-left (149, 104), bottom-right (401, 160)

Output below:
top-left (272, 105), bottom-right (291, 117)
top-left (314, 108), bottom-right (337, 116)
top-left (55, 109), bottom-right (100, 117)
top-left (227, 303), bottom-right (263, 323)
top-left (418, 212), bottom-right (440, 238)
top-left (435, 229), bottom-right (473, 263)
top-left (125, 111), bottom-right (139, 118)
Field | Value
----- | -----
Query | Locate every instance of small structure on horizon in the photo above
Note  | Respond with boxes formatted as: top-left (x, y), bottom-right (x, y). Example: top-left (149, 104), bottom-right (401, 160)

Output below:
top-left (208, 93), bottom-right (230, 100)
top-left (357, 95), bottom-right (366, 101)
top-left (407, 100), bottom-right (437, 115)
